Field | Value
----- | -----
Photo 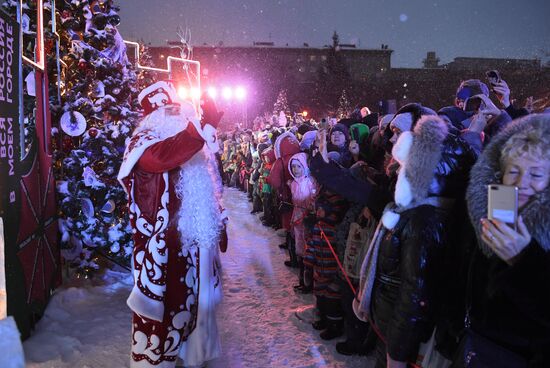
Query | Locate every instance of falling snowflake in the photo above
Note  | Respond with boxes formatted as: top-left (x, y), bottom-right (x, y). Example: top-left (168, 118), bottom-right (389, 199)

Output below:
top-left (400, 14), bottom-right (408, 22)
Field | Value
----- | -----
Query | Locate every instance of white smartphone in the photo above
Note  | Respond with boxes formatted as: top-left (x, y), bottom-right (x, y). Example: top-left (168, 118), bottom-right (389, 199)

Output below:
top-left (487, 184), bottom-right (518, 229)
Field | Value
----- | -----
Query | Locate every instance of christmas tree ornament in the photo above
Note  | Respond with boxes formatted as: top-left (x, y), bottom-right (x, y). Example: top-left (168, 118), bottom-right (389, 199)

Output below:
top-left (112, 87), bottom-right (121, 95)
top-left (93, 160), bottom-right (105, 172)
top-left (101, 199), bottom-right (116, 213)
top-left (82, 167), bottom-right (105, 188)
top-left (108, 13), bottom-right (121, 26)
top-left (62, 136), bottom-right (74, 151)
top-left (60, 111), bottom-right (87, 136)
top-left (78, 59), bottom-right (88, 70)
top-left (110, 243), bottom-right (120, 253)
top-left (87, 127), bottom-right (99, 138)
top-left (80, 197), bottom-right (94, 218)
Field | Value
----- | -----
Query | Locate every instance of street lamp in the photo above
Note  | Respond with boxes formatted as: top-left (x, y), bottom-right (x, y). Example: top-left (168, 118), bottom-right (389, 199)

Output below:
top-left (207, 87), bottom-right (218, 99)
top-left (222, 87), bottom-right (233, 100)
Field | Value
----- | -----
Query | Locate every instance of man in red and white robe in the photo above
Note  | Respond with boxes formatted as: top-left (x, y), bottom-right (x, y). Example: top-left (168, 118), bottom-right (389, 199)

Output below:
top-left (118, 82), bottom-right (227, 368)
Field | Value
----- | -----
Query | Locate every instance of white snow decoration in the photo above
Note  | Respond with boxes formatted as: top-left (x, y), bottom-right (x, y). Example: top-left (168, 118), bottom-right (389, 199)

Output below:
top-left (0, 317), bottom-right (25, 368)
top-left (56, 181), bottom-right (70, 195)
top-left (80, 198), bottom-right (94, 218)
top-left (21, 13), bottom-right (32, 34)
top-left (110, 243), bottom-right (120, 253)
top-left (25, 71), bottom-right (36, 96)
top-left (108, 224), bottom-right (123, 242)
top-left (60, 111), bottom-right (87, 137)
top-left (82, 167), bottom-right (105, 188)
top-left (91, 81), bottom-right (105, 98)
top-left (100, 29), bottom-right (128, 66)
top-left (61, 236), bottom-right (83, 261)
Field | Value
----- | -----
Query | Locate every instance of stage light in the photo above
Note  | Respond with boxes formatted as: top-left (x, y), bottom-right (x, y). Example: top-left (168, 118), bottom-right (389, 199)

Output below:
top-left (222, 87), bottom-right (233, 100)
top-left (235, 86), bottom-right (246, 101)
top-left (191, 87), bottom-right (201, 99)
top-left (207, 87), bottom-right (218, 99)
top-left (302, 110), bottom-right (308, 117)
top-left (178, 87), bottom-right (188, 99)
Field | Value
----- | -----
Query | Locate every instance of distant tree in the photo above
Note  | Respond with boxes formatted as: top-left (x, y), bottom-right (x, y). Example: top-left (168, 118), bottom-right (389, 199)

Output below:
top-left (273, 89), bottom-right (290, 116)
top-left (336, 89), bottom-right (351, 119)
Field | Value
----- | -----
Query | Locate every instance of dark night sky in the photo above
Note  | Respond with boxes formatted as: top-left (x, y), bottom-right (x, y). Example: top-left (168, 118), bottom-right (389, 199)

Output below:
top-left (118, 0), bottom-right (550, 68)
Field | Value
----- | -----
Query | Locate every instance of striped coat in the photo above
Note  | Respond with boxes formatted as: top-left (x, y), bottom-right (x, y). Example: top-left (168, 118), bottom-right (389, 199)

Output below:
top-left (304, 190), bottom-right (349, 299)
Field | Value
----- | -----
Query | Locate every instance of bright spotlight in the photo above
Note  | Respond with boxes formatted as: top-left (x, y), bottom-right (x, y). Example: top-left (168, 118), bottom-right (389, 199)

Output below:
top-left (178, 87), bottom-right (188, 100)
top-left (302, 110), bottom-right (308, 117)
top-left (191, 87), bottom-right (201, 99)
top-left (235, 86), bottom-right (246, 101)
top-left (207, 87), bottom-right (218, 99)
top-left (222, 87), bottom-right (233, 100)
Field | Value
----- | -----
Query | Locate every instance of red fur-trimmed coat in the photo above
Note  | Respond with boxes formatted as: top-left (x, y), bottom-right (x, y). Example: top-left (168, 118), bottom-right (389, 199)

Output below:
top-left (119, 122), bottom-right (216, 368)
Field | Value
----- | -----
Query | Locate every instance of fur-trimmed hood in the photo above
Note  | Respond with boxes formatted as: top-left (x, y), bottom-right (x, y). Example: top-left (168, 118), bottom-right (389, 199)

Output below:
top-left (382, 114), bottom-right (475, 229)
top-left (288, 152), bottom-right (310, 180)
top-left (392, 115), bottom-right (448, 208)
top-left (466, 114), bottom-right (550, 256)
top-left (274, 131), bottom-right (300, 159)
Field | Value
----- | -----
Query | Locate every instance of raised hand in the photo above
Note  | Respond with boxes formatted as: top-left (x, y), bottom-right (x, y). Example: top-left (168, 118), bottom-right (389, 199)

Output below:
top-left (481, 216), bottom-right (531, 265)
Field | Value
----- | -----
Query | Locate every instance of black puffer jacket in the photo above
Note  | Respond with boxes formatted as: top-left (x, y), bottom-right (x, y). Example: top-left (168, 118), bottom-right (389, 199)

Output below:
top-left (372, 205), bottom-right (451, 362)
top-left (371, 116), bottom-right (476, 362)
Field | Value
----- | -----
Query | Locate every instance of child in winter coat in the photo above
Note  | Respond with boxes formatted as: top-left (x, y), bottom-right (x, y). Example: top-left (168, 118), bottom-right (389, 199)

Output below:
top-left (304, 187), bottom-right (349, 340)
top-left (287, 152), bottom-right (319, 292)
top-left (259, 146), bottom-right (276, 226)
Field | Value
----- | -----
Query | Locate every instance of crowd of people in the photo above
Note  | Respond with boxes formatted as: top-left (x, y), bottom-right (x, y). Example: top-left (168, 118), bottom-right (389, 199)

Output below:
top-left (218, 77), bottom-right (550, 368)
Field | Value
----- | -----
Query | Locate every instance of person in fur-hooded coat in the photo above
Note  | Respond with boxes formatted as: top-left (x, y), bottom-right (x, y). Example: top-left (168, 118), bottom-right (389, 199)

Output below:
top-left (464, 114), bottom-right (550, 366)
top-left (353, 105), bottom-right (476, 367)
top-left (267, 131), bottom-right (301, 230)
top-left (118, 82), bottom-right (227, 368)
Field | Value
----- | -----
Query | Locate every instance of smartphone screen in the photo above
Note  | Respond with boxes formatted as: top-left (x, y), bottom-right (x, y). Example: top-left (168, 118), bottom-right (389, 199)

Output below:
top-left (487, 185), bottom-right (518, 228)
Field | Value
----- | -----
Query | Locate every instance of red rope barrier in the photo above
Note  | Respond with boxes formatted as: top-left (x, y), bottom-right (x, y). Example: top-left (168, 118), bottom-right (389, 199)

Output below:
top-left (317, 223), bottom-right (357, 297)
top-left (317, 222), bottom-right (388, 346)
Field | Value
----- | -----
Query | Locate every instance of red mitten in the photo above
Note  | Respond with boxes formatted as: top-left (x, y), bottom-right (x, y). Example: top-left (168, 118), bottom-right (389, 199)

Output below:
top-left (200, 94), bottom-right (224, 129)
top-left (219, 225), bottom-right (228, 253)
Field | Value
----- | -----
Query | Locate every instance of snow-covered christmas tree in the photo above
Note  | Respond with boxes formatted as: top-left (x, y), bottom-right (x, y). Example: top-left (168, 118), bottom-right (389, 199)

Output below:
top-left (273, 89), bottom-right (290, 126)
top-left (336, 89), bottom-right (351, 119)
top-left (53, 0), bottom-right (139, 277)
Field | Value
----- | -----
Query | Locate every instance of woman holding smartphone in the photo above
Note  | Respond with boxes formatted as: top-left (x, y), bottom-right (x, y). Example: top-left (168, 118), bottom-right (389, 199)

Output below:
top-left (463, 113), bottom-right (550, 367)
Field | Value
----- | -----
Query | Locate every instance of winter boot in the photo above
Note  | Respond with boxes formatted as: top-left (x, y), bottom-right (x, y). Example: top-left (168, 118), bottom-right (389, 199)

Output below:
top-left (312, 317), bottom-right (328, 331)
top-left (293, 258), bottom-right (305, 290)
top-left (319, 317), bottom-right (344, 340)
top-left (284, 233), bottom-right (298, 268)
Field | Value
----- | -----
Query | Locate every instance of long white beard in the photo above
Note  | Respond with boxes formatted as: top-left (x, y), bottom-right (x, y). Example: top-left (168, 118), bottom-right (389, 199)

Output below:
top-left (133, 108), bottom-right (190, 140)
top-left (175, 147), bottom-right (223, 249)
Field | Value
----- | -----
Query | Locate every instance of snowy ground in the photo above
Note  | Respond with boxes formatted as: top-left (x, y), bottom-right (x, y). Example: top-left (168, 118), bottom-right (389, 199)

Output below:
top-left (23, 187), bottom-right (374, 368)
